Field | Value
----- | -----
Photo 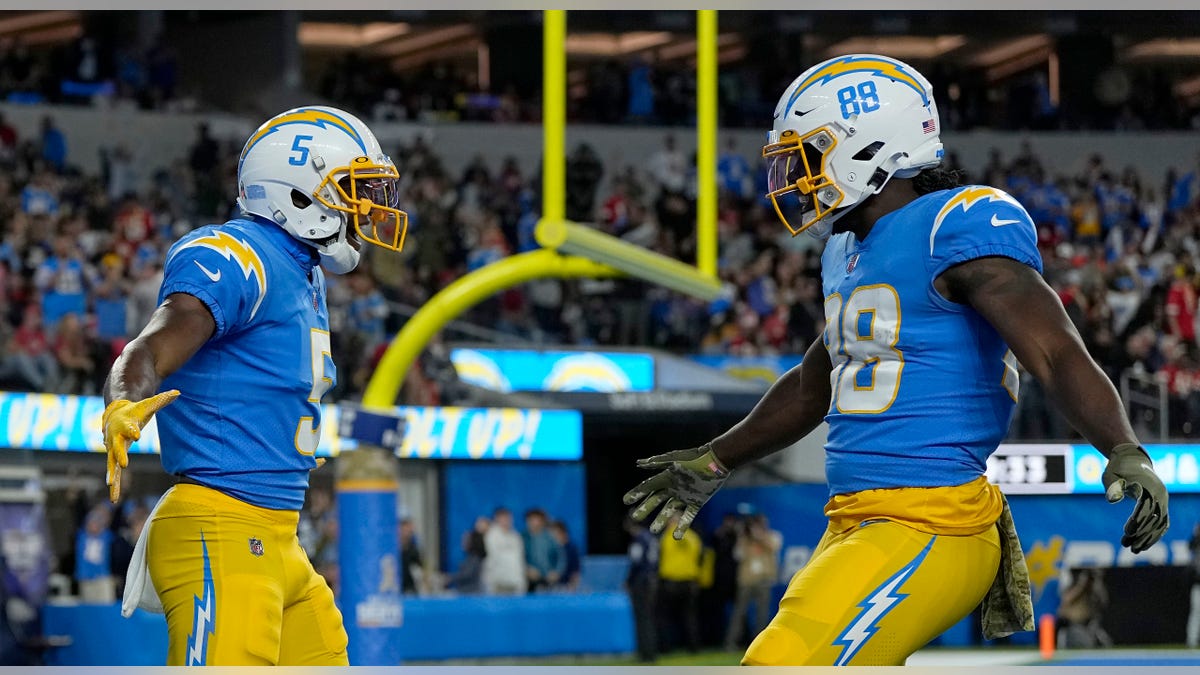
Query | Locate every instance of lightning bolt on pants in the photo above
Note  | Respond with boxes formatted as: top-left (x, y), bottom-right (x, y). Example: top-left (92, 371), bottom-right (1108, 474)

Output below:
top-left (147, 484), bottom-right (349, 665)
top-left (743, 520), bottom-right (1001, 666)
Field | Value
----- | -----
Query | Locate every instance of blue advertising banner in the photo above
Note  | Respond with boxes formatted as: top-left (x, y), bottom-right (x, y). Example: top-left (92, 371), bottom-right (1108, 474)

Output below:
top-left (450, 348), bottom-right (655, 393)
top-left (0, 392), bottom-right (582, 461)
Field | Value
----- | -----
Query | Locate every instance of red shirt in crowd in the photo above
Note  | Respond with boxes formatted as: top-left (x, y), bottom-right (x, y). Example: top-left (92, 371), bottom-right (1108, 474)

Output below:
top-left (1165, 279), bottom-right (1197, 343)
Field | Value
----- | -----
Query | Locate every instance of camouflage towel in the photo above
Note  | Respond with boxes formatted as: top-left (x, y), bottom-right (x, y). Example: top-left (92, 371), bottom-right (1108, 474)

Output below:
top-left (981, 496), bottom-right (1035, 639)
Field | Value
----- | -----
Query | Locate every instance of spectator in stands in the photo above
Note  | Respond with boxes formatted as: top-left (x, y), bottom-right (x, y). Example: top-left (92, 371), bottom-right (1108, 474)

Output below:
top-left (483, 507), bottom-right (526, 595)
top-left (2, 38), bottom-right (37, 97)
top-left (626, 57), bottom-right (655, 123)
top-left (1156, 334), bottom-right (1200, 436)
top-left (0, 112), bottom-right (16, 167)
top-left (20, 170), bottom-right (58, 217)
top-left (565, 143), bottom-right (604, 223)
top-left (657, 513), bottom-right (702, 653)
top-left (550, 520), bottom-right (581, 591)
top-left (723, 514), bottom-right (781, 651)
top-left (2, 307), bottom-right (58, 392)
top-left (188, 122), bottom-right (221, 217)
top-left (52, 312), bottom-right (96, 395)
top-left (704, 513), bottom-right (740, 647)
top-left (347, 269), bottom-right (389, 350)
top-left (1165, 263), bottom-right (1199, 348)
top-left (111, 501), bottom-right (148, 599)
top-left (1187, 521), bottom-right (1200, 649)
top-left (0, 545), bottom-right (37, 666)
top-left (39, 116), bottom-right (66, 172)
top-left (717, 137), bottom-right (753, 202)
top-left (523, 508), bottom-right (564, 592)
top-left (145, 39), bottom-right (178, 106)
top-left (33, 235), bottom-right (90, 330)
top-left (646, 133), bottom-right (687, 198)
top-left (74, 504), bottom-right (114, 603)
top-left (104, 144), bottom-right (139, 201)
top-left (447, 515), bottom-right (489, 594)
top-left (298, 486), bottom-right (333, 561)
top-left (399, 518), bottom-right (425, 595)
top-left (1056, 568), bottom-right (1112, 648)
top-left (625, 516), bottom-right (659, 663)
top-left (125, 259), bottom-right (163, 336)
top-left (298, 487), bottom-right (339, 596)
top-left (371, 87), bottom-right (407, 123)
top-left (91, 257), bottom-right (129, 349)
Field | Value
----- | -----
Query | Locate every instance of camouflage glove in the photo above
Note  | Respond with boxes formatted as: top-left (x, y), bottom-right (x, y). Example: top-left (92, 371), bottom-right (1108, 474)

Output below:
top-left (623, 443), bottom-right (730, 540)
top-left (103, 390), bottom-right (180, 503)
top-left (1102, 443), bottom-right (1169, 553)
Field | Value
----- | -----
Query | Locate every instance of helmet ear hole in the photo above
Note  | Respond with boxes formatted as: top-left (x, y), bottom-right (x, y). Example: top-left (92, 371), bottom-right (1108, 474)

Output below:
top-left (852, 141), bottom-right (885, 162)
top-left (291, 190), bottom-right (313, 209)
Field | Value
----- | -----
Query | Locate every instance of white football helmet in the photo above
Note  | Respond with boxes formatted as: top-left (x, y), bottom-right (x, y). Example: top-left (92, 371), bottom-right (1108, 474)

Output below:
top-left (237, 105), bottom-right (408, 273)
top-left (763, 54), bottom-right (943, 239)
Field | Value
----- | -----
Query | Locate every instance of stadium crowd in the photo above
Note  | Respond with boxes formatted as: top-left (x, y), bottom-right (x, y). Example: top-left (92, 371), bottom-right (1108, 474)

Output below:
top-left (2, 107), bottom-right (1200, 436)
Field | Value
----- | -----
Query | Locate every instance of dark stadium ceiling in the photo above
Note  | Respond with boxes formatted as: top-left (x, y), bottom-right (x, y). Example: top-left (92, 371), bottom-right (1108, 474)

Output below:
top-left (3, 9), bottom-right (1200, 89)
top-left (292, 10), bottom-right (1200, 78)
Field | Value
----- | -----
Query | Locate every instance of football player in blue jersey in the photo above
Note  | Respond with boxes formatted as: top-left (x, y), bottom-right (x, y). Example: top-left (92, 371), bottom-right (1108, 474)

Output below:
top-left (624, 54), bottom-right (1169, 665)
top-left (101, 106), bottom-right (407, 665)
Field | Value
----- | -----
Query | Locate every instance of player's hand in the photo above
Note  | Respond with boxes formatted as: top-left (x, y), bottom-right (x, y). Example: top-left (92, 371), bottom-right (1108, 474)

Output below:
top-left (103, 390), bottom-right (180, 503)
top-left (623, 443), bottom-right (730, 540)
top-left (1102, 443), bottom-right (1169, 553)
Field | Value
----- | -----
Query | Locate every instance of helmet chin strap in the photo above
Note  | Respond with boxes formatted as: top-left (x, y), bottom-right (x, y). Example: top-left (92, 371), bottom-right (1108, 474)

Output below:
top-left (320, 241), bottom-right (360, 274)
top-left (298, 212), bottom-right (360, 273)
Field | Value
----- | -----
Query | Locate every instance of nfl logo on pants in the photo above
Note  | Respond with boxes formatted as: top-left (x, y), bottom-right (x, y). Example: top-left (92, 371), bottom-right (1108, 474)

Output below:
top-left (248, 537), bottom-right (264, 557)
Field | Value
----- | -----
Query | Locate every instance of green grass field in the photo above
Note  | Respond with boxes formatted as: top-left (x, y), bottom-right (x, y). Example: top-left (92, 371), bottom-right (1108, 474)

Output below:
top-left (415, 646), bottom-right (1200, 667)
top-left (412, 649), bottom-right (743, 666)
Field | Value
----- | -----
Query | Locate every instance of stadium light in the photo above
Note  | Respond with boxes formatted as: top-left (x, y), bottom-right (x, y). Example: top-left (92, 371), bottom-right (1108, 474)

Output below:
top-left (535, 219), bottom-right (724, 301)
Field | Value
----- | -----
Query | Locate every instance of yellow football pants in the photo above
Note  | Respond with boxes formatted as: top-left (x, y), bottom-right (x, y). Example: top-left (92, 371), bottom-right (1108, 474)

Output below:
top-left (147, 484), bottom-right (349, 666)
top-left (743, 519), bottom-right (1001, 666)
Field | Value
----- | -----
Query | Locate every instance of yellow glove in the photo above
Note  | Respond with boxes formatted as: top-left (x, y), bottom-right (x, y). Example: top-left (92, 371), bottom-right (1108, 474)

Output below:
top-left (103, 390), bottom-right (180, 503)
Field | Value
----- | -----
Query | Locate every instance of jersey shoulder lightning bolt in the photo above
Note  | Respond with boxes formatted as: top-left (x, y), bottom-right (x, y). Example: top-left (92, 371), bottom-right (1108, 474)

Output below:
top-left (166, 223), bottom-right (269, 326)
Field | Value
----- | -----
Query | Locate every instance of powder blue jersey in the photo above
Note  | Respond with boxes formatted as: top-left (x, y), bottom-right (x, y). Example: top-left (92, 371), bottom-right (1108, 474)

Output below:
top-left (820, 186), bottom-right (1043, 497)
top-left (156, 218), bottom-right (334, 510)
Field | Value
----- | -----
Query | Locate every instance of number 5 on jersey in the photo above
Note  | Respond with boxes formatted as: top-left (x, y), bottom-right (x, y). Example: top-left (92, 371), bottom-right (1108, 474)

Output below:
top-left (824, 285), bottom-right (903, 414)
top-left (295, 328), bottom-right (333, 455)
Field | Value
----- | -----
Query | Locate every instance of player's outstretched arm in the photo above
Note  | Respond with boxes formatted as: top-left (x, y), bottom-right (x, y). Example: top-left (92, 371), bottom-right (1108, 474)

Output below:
top-left (709, 335), bottom-right (833, 469)
top-left (102, 293), bottom-right (215, 502)
top-left (623, 337), bottom-right (832, 539)
top-left (940, 255), bottom-right (1169, 553)
top-left (104, 293), bottom-right (214, 404)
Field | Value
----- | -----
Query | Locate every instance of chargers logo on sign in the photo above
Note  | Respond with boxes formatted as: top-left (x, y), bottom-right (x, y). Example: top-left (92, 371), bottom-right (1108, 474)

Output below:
top-left (450, 349), bottom-right (513, 393)
top-left (544, 353), bottom-right (634, 392)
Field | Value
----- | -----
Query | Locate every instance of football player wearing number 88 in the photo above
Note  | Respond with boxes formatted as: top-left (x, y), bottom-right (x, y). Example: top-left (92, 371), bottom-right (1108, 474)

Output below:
top-left (623, 53), bottom-right (1169, 665)
top-left (101, 106), bottom-right (408, 665)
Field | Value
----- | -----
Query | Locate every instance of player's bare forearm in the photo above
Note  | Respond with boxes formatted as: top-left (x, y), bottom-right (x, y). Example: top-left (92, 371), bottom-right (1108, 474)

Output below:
top-left (710, 336), bottom-right (832, 469)
top-left (104, 293), bottom-right (216, 404)
top-left (941, 256), bottom-right (1137, 458)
